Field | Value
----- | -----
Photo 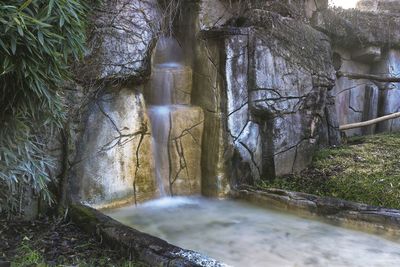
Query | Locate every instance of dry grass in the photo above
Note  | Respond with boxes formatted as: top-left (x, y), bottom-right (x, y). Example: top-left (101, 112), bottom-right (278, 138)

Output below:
top-left (260, 133), bottom-right (400, 209)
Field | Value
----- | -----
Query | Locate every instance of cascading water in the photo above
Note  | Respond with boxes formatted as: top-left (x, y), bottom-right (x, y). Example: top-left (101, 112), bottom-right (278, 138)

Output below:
top-left (146, 37), bottom-right (202, 197)
top-left (148, 106), bottom-right (170, 196)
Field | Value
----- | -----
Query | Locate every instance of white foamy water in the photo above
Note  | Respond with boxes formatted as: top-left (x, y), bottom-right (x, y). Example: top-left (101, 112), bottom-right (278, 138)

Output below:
top-left (105, 197), bottom-right (400, 267)
top-left (148, 106), bottom-right (171, 197)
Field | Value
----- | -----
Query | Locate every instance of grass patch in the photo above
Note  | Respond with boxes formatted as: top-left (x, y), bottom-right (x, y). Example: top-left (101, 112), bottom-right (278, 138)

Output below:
top-left (259, 133), bottom-right (400, 209)
top-left (12, 241), bottom-right (45, 267)
top-left (11, 241), bottom-right (142, 267)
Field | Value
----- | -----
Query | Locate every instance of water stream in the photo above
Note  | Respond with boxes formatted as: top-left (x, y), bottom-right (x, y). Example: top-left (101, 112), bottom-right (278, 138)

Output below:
top-left (106, 196), bottom-right (400, 267)
top-left (148, 105), bottom-right (170, 197)
top-left (147, 36), bottom-right (195, 196)
top-left (132, 37), bottom-right (400, 266)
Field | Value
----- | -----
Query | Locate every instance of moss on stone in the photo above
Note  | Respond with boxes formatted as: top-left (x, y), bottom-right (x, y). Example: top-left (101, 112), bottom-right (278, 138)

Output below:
top-left (259, 133), bottom-right (400, 209)
top-left (314, 8), bottom-right (400, 50)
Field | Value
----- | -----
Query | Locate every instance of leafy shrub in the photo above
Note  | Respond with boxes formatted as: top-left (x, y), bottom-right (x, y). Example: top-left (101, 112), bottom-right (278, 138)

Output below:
top-left (0, 0), bottom-right (86, 215)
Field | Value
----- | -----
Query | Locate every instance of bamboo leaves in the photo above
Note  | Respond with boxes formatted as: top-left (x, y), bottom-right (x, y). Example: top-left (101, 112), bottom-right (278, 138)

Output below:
top-left (0, 0), bottom-right (87, 215)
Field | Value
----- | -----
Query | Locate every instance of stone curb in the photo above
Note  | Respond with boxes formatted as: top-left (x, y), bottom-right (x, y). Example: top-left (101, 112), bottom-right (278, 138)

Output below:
top-left (231, 187), bottom-right (400, 233)
top-left (69, 203), bottom-right (229, 267)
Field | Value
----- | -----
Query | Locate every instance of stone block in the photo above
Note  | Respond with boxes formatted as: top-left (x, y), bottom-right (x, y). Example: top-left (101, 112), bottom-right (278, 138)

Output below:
top-left (71, 88), bottom-right (157, 208)
top-left (169, 106), bottom-right (204, 196)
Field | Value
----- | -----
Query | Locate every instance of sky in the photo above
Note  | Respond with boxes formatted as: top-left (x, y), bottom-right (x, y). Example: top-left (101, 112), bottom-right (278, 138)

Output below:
top-left (329, 0), bottom-right (359, 9)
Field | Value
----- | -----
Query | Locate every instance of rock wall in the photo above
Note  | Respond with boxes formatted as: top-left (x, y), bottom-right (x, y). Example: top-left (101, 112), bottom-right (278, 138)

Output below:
top-left (313, 3), bottom-right (400, 136)
top-left (69, 0), bottom-right (205, 207)
top-left (53, 0), bottom-right (400, 209)
top-left (373, 50), bottom-right (400, 133)
top-left (70, 88), bottom-right (156, 207)
top-left (175, 1), bottom-right (232, 197)
top-left (332, 48), bottom-right (377, 136)
top-left (169, 106), bottom-right (204, 195)
top-left (79, 0), bottom-right (159, 81)
top-left (246, 12), bottom-right (336, 177)
top-left (357, 0), bottom-right (400, 14)
top-left (176, 0), bottom-right (338, 193)
top-left (66, 0), bottom-right (161, 207)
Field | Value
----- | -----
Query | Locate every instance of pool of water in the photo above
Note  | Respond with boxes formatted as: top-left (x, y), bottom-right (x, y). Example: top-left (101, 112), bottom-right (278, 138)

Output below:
top-left (105, 197), bottom-right (400, 267)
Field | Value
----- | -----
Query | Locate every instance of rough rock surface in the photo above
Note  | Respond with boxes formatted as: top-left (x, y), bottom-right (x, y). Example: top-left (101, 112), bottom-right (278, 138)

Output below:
top-left (178, 2), bottom-right (339, 192)
top-left (222, 10), bottom-right (337, 181)
top-left (70, 88), bottom-right (156, 207)
top-left (312, 8), bottom-right (400, 50)
top-left (169, 106), bottom-right (204, 196)
top-left (248, 12), bottom-right (336, 177)
top-left (357, 0), bottom-right (400, 13)
top-left (80, 0), bottom-right (159, 81)
top-left (373, 50), bottom-right (400, 132)
top-left (184, 14), bottom-right (232, 197)
top-left (69, 203), bottom-right (228, 267)
top-left (63, 0), bottom-right (164, 209)
top-left (198, 0), bottom-right (238, 30)
top-left (321, 3), bottom-right (400, 137)
top-left (332, 49), bottom-right (376, 136)
top-left (64, 0), bottom-right (400, 208)
top-left (225, 33), bottom-right (262, 183)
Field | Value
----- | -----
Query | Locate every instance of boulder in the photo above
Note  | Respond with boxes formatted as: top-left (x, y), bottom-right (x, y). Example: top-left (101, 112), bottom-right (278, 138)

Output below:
top-left (70, 88), bottom-right (156, 208)
top-left (79, 0), bottom-right (159, 81)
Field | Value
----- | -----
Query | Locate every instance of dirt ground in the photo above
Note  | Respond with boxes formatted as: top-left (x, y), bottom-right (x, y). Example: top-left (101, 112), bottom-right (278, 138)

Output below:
top-left (0, 216), bottom-right (142, 266)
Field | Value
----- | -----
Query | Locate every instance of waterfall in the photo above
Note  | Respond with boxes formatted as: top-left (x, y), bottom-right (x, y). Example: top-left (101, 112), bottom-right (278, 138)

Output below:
top-left (146, 37), bottom-right (203, 198)
top-left (147, 63), bottom-right (181, 197)
top-left (148, 106), bottom-right (170, 197)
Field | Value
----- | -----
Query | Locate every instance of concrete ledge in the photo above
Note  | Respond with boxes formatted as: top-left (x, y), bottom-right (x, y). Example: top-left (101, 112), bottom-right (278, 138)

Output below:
top-left (231, 187), bottom-right (400, 234)
top-left (69, 203), bottom-right (228, 267)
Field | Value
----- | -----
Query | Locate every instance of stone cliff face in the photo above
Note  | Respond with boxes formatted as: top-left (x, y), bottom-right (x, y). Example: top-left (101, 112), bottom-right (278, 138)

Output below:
top-left (177, 0), bottom-right (338, 196)
top-left (55, 0), bottom-right (400, 207)
top-left (69, 87), bottom-right (156, 207)
top-left (313, 0), bottom-right (400, 135)
top-left (67, 0), bottom-right (161, 207)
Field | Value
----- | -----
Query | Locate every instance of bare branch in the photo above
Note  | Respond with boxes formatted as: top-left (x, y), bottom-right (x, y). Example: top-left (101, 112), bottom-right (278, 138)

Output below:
top-left (337, 71), bottom-right (400, 83)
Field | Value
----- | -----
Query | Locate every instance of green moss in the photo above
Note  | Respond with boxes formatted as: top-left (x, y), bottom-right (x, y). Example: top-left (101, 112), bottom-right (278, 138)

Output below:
top-left (259, 133), bottom-right (400, 209)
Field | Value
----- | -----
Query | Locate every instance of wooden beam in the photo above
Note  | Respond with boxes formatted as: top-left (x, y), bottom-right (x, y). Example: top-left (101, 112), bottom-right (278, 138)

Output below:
top-left (340, 112), bottom-right (400, 131)
top-left (337, 71), bottom-right (400, 83)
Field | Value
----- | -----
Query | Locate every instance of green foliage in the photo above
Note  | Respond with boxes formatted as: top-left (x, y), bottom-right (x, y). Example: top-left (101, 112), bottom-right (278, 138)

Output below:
top-left (0, 0), bottom-right (86, 215)
top-left (12, 241), bottom-right (45, 267)
top-left (11, 241), bottom-right (145, 266)
top-left (260, 133), bottom-right (400, 209)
